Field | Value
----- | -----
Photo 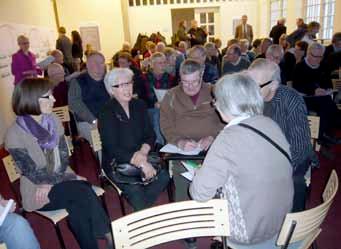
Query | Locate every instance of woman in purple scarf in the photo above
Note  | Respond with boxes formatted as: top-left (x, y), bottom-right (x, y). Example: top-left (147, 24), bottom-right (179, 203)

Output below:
top-left (5, 78), bottom-right (114, 249)
top-left (11, 35), bottom-right (42, 85)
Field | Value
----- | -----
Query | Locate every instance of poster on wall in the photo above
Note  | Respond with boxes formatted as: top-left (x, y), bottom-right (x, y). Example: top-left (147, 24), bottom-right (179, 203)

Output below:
top-left (0, 22), bottom-right (56, 144)
top-left (80, 24), bottom-right (101, 52)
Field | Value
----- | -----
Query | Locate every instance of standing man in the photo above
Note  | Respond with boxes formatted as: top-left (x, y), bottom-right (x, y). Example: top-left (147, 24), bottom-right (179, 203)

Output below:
top-left (56, 26), bottom-right (73, 69)
top-left (235, 15), bottom-right (253, 44)
top-left (269, 18), bottom-right (287, 44)
top-left (188, 20), bottom-right (208, 46)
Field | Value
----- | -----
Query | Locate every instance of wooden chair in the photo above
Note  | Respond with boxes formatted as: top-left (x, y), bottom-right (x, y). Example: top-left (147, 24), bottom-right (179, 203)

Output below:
top-left (2, 154), bottom-right (105, 249)
top-left (276, 170), bottom-right (338, 249)
top-left (52, 105), bottom-right (73, 152)
top-left (111, 199), bottom-right (229, 249)
top-left (90, 128), bottom-right (127, 215)
top-left (331, 79), bottom-right (341, 92)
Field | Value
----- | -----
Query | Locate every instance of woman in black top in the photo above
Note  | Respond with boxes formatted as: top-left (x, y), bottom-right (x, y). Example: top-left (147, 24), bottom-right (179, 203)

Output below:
top-left (98, 68), bottom-right (169, 211)
top-left (71, 30), bottom-right (83, 61)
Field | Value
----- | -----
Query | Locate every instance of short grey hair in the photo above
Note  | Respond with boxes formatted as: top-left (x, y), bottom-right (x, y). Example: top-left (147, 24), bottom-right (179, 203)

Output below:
top-left (214, 73), bottom-right (264, 117)
top-left (204, 42), bottom-right (216, 50)
top-left (180, 59), bottom-right (204, 76)
top-left (266, 44), bottom-right (284, 58)
top-left (249, 58), bottom-right (281, 83)
top-left (104, 68), bottom-right (134, 95)
top-left (187, 45), bottom-right (207, 58)
top-left (307, 42), bottom-right (325, 54)
top-left (150, 52), bottom-right (166, 64)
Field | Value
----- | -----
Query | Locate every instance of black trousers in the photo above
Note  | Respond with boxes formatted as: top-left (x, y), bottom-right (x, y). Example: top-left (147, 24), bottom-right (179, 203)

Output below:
top-left (40, 180), bottom-right (110, 249)
top-left (292, 159), bottom-right (311, 212)
top-left (303, 95), bottom-right (339, 138)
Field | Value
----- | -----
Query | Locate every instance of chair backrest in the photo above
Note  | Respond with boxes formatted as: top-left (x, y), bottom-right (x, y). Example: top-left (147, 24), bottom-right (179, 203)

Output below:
top-left (277, 170), bottom-right (338, 248)
top-left (111, 199), bottom-right (229, 249)
top-left (307, 115), bottom-right (320, 151)
top-left (90, 128), bottom-right (102, 152)
top-left (52, 106), bottom-right (70, 123)
top-left (2, 155), bottom-right (20, 183)
top-left (332, 79), bottom-right (341, 91)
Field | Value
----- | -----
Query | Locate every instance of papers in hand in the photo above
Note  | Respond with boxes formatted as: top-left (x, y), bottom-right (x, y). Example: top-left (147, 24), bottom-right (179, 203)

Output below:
top-left (154, 88), bottom-right (168, 102)
top-left (180, 161), bottom-right (201, 181)
top-left (160, 143), bottom-right (202, 155)
top-left (0, 199), bottom-right (14, 226)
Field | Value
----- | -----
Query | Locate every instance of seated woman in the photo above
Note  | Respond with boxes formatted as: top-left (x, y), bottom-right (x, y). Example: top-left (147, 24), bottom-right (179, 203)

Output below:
top-left (98, 68), bottom-right (170, 211)
top-left (5, 78), bottom-right (113, 249)
top-left (190, 73), bottom-right (294, 249)
top-left (160, 59), bottom-right (224, 202)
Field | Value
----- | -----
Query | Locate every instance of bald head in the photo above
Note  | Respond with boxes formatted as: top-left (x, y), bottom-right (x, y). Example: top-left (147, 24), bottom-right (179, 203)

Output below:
top-left (48, 63), bottom-right (65, 84)
top-left (51, 49), bottom-right (64, 64)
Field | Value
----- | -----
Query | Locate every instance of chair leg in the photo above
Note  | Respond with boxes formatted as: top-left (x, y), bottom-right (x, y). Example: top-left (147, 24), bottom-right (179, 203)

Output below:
top-left (55, 223), bottom-right (67, 249)
top-left (312, 241), bottom-right (318, 249)
top-left (119, 195), bottom-right (126, 216)
top-left (167, 179), bottom-right (174, 203)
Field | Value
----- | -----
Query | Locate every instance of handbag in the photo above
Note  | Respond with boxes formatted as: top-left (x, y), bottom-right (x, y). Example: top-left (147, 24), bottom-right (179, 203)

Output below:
top-left (109, 152), bottom-right (162, 185)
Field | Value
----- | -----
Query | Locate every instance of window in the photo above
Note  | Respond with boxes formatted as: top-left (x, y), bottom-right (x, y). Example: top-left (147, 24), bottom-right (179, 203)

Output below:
top-left (304, 0), bottom-right (336, 39)
top-left (270, 0), bottom-right (287, 29)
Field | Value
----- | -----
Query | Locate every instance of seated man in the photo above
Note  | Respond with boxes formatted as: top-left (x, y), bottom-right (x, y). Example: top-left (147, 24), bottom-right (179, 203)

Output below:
top-left (0, 195), bottom-right (40, 249)
top-left (187, 45), bottom-right (219, 83)
top-left (47, 63), bottom-right (68, 107)
top-left (116, 52), bottom-right (143, 98)
top-left (248, 58), bottom-right (315, 212)
top-left (292, 42), bottom-right (340, 147)
top-left (256, 38), bottom-right (273, 59)
top-left (141, 52), bottom-right (177, 146)
top-left (160, 59), bottom-right (223, 202)
top-left (50, 49), bottom-right (80, 82)
top-left (204, 42), bottom-right (221, 77)
top-left (222, 44), bottom-right (250, 75)
top-left (68, 51), bottom-right (110, 143)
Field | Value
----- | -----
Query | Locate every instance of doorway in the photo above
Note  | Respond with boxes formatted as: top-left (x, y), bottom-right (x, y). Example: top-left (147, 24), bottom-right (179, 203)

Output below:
top-left (171, 8), bottom-right (194, 36)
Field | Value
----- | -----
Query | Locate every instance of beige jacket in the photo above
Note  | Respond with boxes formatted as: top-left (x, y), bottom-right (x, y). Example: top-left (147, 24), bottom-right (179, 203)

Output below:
top-left (160, 84), bottom-right (224, 144)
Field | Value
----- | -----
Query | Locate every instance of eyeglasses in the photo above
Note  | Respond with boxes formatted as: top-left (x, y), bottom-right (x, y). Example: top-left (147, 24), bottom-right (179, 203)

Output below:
top-left (112, 81), bottom-right (133, 88)
top-left (181, 79), bottom-right (201, 88)
top-left (310, 52), bottom-right (323, 59)
top-left (260, 80), bottom-right (272, 88)
top-left (40, 93), bottom-right (54, 100)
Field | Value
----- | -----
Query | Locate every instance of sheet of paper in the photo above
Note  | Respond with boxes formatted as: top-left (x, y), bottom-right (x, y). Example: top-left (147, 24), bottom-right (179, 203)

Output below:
top-left (37, 55), bottom-right (55, 69)
top-left (160, 143), bottom-right (202, 155)
top-left (154, 88), bottom-right (168, 102)
top-left (181, 171), bottom-right (194, 181)
top-left (0, 199), bottom-right (14, 226)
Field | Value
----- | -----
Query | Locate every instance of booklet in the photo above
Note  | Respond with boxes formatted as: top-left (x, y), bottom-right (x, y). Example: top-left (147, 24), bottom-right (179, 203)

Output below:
top-left (160, 143), bottom-right (202, 155)
top-left (0, 199), bottom-right (14, 226)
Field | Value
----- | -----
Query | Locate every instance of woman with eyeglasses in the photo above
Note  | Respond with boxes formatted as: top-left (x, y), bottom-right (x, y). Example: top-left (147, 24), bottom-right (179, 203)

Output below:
top-left (98, 68), bottom-right (169, 211)
top-left (5, 78), bottom-right (114, 249)
top-left (11, 35), bottom-right (42, 85)
top-left (190, 73), bottom-right (294, 249)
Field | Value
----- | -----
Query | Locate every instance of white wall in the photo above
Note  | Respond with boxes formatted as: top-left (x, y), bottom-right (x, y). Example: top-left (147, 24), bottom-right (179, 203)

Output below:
top-left (128, 1), bottom-right (258, 47)
top-left (0, 0), bottom-right (56, 145)
top-left (57, 0), bottom-right (126, 61)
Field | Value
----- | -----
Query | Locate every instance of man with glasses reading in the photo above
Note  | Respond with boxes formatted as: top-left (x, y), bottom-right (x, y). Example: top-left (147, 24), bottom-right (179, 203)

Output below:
top-left (292, 42), bottom-right (341, 148)
top-left (160, 59), bottom-right (223, 249)
top-left (248, 58), bottom-right (314, 212)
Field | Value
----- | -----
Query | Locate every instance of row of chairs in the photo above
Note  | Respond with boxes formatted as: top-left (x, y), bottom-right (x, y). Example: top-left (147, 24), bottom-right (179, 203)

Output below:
top-left (0, 104), bottom-right (335, 249)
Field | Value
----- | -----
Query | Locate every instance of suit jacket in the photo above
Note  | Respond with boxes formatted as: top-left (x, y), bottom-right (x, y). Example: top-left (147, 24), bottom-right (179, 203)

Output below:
top-left (235, 23), bottom-right (253, 43)
top-left (269, 24), bottom-right (287, 44)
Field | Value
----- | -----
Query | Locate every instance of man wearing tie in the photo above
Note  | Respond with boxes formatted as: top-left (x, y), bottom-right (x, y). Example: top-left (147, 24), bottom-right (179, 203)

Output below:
top-left (235, 15), bottom-right (254, 44)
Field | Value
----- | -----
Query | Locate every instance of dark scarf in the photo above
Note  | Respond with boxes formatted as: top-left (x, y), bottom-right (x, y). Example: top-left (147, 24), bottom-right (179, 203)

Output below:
top-left (16, 114), bottom-right (59, 173)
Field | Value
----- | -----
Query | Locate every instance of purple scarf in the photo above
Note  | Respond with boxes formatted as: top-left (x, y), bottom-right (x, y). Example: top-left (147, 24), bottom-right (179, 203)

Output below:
top-left (16, 114), bottom-right (59, 150)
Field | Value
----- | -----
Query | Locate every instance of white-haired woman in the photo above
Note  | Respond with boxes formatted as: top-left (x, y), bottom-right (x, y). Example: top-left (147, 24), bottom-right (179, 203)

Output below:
top-left (98, 68), bottom-right (169, 211)
top-left (190, 73), bottom-right (294, 248)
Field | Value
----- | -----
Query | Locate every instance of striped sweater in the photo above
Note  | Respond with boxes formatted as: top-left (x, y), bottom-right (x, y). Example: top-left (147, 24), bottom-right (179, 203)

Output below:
top-left (264, 85), bottom-right (313, 171)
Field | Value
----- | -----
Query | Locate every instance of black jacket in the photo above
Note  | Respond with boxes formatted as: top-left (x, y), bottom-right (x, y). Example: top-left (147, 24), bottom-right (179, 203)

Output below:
top-left (269, 24), bottom-right (287, 44)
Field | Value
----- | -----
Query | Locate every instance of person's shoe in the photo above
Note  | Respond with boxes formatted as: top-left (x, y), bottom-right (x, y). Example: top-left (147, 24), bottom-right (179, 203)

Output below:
top-left (321, 134), bottom-right (341, 145)
top-left (184, 238), bottom-right (197, 249)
